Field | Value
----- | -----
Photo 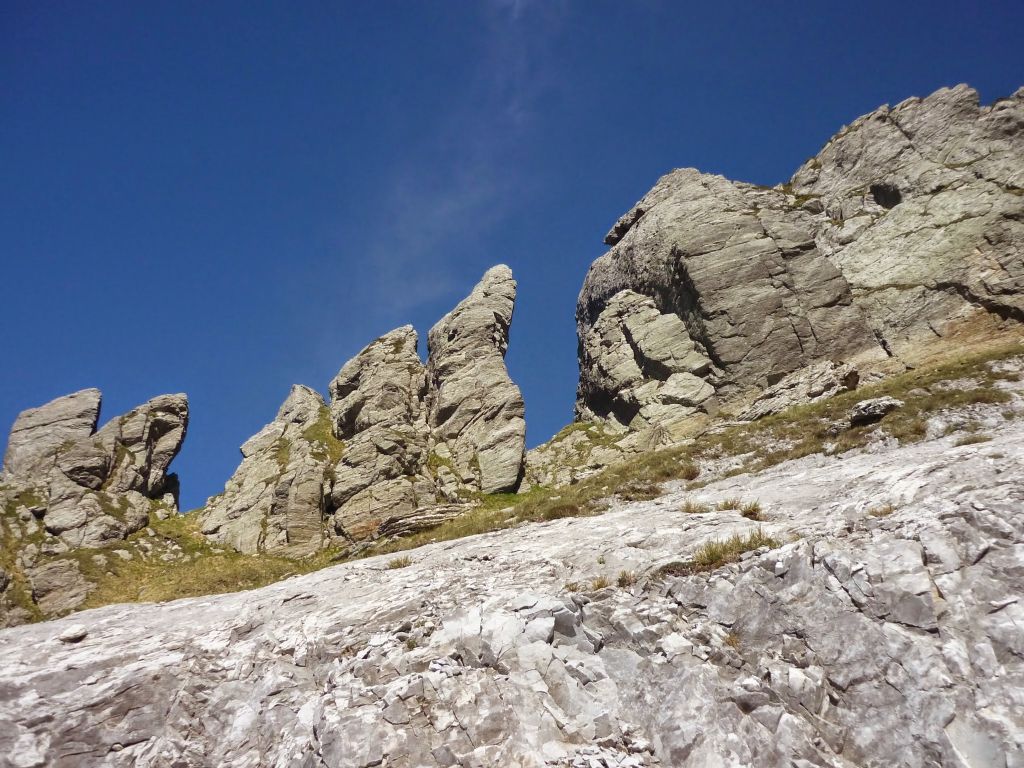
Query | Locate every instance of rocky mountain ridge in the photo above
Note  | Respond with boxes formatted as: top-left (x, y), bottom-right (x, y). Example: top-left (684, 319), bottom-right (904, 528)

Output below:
top-left (1, 83), bottom-right (1023, 630)
top-left (199, 264), bottom-right (526, 558)
top-left (576, 83), bottom-right (1023, 430)
top-left (0, 390), bottom-right (187, 624)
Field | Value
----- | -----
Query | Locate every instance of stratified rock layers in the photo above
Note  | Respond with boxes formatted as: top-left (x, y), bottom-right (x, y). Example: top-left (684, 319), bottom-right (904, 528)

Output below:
top-left (199, 386), bottom-right (339, 557)
top-left (201, 266), bottom-right (526, 553)
top-left (576, 85), bottom-right (1024, 428)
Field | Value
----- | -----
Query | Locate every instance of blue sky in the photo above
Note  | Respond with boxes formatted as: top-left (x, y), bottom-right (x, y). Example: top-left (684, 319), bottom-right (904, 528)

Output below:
top-left (3, 1), bottom-right (1023, 510)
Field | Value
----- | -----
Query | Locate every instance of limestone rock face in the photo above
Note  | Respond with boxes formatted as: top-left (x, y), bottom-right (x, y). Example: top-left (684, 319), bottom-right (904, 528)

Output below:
top-left (200, 267), bottom-right (527, 552)
top-left (2, 389), bottom-right (101, 479)
top-left (576, 290), bottom-right (715, 429)
top-left (791, 84), bottom-right (1024, 355)
top-left (426, 265), bottom-right (526, 493)
top-left (576, 84), bottom-right (1024, 430)
top-left (327, 326), bottom-right (434, 541)
top-left (739, 361), bottom-right (860, 421)
top-left (3, 411), bottom-right (1021, 766)
top-left (0, 390), bottom-right (188, 623)
top-left (200, 386), bottom-right (340, 556)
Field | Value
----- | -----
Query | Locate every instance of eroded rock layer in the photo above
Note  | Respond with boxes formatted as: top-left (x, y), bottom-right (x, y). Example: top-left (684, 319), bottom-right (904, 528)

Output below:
top-left (426, 264), bottom-right (526, 493)
top-left (200, 266), bottom-right (526, 553)
top-left (576, 84), bottom-right (1024, 429)
top-left (200, 386), bottom-right (339, 556)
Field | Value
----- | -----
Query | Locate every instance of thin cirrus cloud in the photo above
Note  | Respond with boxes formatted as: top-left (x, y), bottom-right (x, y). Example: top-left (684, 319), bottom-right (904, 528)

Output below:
top-left (354, 0), bottom-right (568, 314)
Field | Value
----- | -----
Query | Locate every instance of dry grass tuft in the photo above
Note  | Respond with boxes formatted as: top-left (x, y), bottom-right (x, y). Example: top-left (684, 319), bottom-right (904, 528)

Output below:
top-left (954, 433), bottom-right (993, 446)
top-left (591, 575), bottom-right (611, 590)
top-left (867, 503), bottom-right (896, 518)
top-left (690, 528), bottom-right (779, 572)
top-left (681, 499), bottom-right (712, 514)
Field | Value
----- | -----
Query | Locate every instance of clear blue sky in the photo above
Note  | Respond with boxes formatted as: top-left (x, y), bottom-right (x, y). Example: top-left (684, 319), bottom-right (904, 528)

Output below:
top-left (3, 1), bottom-right (1023, 510)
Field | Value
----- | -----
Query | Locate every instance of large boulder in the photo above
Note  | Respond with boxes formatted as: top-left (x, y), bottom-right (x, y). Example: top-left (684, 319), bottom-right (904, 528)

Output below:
top-left (576, 84), bottom-right (1024, 429)
top-left (0, 389), bottom-right (188, 624)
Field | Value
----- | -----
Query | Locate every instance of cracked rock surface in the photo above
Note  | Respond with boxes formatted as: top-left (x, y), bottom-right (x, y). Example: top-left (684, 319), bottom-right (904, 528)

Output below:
top-left (199, 266), bottom-right (526, 553)
top-left (2, 410), bottom-right (1021, 766)
top-left (426, 265), bottom-right (526, 494)
top-left (200, 385), bottom-right (339, 556)
top-left (0, 390), bottom-right (188, 623)
top-left (576, 84), bottom-right (1024, 430)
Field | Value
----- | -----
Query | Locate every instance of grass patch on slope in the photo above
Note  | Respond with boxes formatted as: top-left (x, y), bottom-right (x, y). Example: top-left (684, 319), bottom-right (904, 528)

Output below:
top-left (363, 342), bottom-right (1021, 559)
top-left (78, 511), bottom-right (345, 608)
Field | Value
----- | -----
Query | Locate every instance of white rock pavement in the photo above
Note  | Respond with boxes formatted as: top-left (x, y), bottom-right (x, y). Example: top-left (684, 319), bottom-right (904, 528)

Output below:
top-left (1, 415), bottom-right (1023, 767)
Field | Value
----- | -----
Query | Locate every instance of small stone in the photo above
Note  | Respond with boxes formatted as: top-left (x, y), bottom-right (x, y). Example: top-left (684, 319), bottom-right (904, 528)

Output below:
top-left (849, 397), bottom-right (904, 426)
top-left (57, 624), bottom-right (88, 643)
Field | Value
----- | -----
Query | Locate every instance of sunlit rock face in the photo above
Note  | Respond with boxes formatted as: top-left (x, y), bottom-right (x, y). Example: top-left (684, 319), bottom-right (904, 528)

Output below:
top-left (0, 389), bottom-right (188, 623)
top-left (3, 394), bottom-right (1023, 766)
top-left (200, 266), bottom-right (526, 553)
top-left (576, 85), bottom-right (1024, 429)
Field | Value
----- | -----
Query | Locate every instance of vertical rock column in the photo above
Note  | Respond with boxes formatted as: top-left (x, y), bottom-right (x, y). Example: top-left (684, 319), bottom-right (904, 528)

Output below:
top-left (426, 264), bottom-right (526, 493)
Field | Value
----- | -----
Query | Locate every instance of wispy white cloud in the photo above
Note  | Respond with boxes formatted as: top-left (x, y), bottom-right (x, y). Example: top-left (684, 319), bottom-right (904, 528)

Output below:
top-left (361, 1), bottom-right (568, 312)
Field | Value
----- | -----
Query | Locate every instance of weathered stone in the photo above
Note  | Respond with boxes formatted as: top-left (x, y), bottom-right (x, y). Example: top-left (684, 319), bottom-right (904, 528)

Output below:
top-left (791, 85), bottom-right (1024, 356)
top-left (96, 394), bottom-right (189, 499)
top-left (376, 504), bottom-right (473, 539)
top-left (576, 84), bottom-right (1024, 436)
top-left (323, 268), bottom-right (527, 541)
top-left (2, 396), bottom-right (1022, 766)
top-left (740, 360), bottom-right (860, 420)
top-left (330, 325), bottom-right (427, 436)
top-left (200, 385), bottom-right (339, 556)
top-left (327, 326), bottom-right (434, 539)
top-left (577, 290), bottom-right (715, 429)
top-left (0, 390), bottom-right (188, 624)
top-left (57, 624), bottom-right (88, 643)
top-left (849, 396), bottom-right (904, 425)
top-left (2, 389), bottom-right (101, 479)
top-left (27, 559), bottom-right (91, 616)
top-left (426, 265), bottom-right (526, 493)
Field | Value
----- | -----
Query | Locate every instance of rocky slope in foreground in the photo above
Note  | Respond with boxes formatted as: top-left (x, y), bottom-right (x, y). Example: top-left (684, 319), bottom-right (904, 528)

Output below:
top-left (1, 364), bottom-right (1021, 767)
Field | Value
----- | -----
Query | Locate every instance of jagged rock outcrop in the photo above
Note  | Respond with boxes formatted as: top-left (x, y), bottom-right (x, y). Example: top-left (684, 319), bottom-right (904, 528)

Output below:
top-left (577, 290), bottom-right (716, 429)
top-left (200, 267), bottom-right (526, 553)
top-left (2, 401), bottom-right (1021, 766)
top-left (2, 388), bottom-right (102, 478)
top-left (426, 265), bottom-right (526, 493)
top-left (200, 386), bottom-right (340, 556)
top-left (0, 390), bottom-right (188, 624)
top-left (739, 361), bottom-right (860, 420)
top-left (327, 325), bottom-right (436, 540)
top-left (576, 84), bottom-right (1024, 431)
